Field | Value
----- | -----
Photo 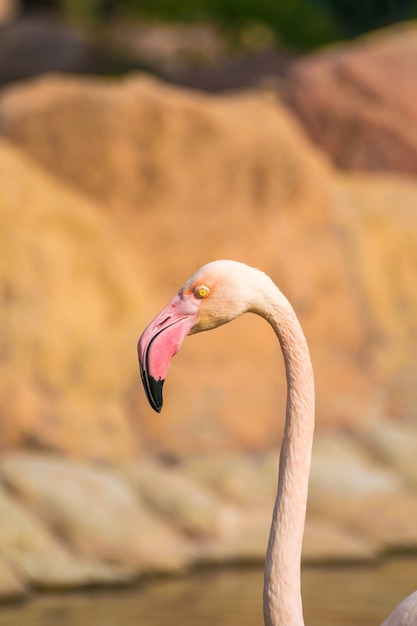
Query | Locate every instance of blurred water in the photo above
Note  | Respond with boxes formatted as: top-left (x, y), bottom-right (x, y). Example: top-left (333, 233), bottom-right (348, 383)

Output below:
top-left (0, 557), bottom-right (415, 626)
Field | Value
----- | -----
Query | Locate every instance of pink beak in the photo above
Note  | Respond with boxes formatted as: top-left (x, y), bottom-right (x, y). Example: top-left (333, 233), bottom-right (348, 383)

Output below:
top-left (137, 292), bottom-right (200, 412)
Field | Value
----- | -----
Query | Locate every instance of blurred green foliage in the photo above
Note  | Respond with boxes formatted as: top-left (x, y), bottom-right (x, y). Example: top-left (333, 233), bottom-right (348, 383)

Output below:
top-left (118, 0), bottom-right (339, 50)
top-left (24, 0), bottom-right (417, 51)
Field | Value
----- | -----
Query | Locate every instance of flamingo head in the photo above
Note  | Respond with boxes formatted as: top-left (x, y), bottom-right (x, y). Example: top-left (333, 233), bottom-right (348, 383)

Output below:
top-left (138, 260), bottom-right (266, 412)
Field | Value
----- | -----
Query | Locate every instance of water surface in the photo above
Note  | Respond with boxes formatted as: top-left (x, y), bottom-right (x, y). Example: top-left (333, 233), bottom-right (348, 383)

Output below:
top-left (0, 556), bottom-right (415, 626)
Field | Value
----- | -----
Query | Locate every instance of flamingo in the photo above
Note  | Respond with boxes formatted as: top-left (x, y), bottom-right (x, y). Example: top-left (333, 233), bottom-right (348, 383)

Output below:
top-left (137, 260), bottom-right (417, 626)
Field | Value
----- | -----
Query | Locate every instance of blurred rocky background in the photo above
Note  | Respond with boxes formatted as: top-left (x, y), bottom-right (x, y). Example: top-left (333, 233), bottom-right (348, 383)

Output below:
top-left (0, 0), bottom-right (417, 601)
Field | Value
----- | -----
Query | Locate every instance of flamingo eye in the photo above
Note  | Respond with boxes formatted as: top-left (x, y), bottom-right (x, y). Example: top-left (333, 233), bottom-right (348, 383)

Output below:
top-left (194, 285), bottom-right (210, 299)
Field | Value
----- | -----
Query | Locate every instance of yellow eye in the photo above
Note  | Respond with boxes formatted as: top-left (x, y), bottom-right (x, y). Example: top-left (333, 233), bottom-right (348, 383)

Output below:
top-left (195, 285), bottom-right (210, 299)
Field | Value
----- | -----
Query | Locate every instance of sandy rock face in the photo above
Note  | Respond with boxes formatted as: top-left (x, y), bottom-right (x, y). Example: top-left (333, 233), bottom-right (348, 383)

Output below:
top-left (332, 175), bottom-right (417, 420)
top-left (0, 71), bottom-right (416, 456)
top-left (0, 141), bottom-right (146, 460)
top-left (0, 25), bottom-right (416, 601)
top-left (0, 452), bottom-right (188, 573)
top-left (288, 23), bottom-right (417, 174)
top-left (0, 74), bottom-right (373, 456)
top-left (0, 440), bottom-right (411, 596)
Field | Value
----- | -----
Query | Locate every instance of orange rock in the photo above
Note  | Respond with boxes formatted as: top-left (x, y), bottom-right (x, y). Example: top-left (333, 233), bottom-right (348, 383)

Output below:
top-left (333, 174), bottom-right (417, 419)
top-left (0, 74), bottom-right (416, 457)
top-left (288, 23), bottom-right (417, 174)
top-left (0, 141), bottom-right (146, 460)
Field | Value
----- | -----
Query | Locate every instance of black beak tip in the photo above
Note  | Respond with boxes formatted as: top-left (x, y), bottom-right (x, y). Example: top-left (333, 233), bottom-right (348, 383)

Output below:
top-left (139, 361), bottom-right (164, 413)
top-left (150, 390), bottom-right (163, 413)
top-left (147, 375), bottom-right (164, 413)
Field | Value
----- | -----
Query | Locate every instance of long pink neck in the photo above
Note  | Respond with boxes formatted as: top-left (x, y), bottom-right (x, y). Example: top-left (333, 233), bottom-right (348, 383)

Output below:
top-left (261, 292), bottom-right (315, 626)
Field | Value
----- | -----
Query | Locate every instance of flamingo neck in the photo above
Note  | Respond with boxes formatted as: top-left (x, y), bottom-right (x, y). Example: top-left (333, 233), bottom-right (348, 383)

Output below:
top-left (261, 292), bottom-right (315, 626)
